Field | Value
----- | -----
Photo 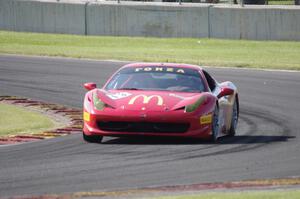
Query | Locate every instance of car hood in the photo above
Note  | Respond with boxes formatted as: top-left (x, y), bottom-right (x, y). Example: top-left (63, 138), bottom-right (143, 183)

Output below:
top-left (94, 89), bottom-right (207, 112)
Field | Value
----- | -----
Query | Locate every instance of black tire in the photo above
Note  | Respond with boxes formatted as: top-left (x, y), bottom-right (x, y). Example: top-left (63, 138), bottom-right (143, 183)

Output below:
top-left (228, 98), bottom-right (239, 137)
top-left (83, 132), bottom-right (103, 143)
top-left (210, 106), bottom-right (220, 142)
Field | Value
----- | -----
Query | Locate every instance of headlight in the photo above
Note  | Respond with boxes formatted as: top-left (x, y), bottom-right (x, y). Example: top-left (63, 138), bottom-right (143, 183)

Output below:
top-left (93, 92), bottom-right (106, 111)
top-left (185, 96), bottom-right (206, 113)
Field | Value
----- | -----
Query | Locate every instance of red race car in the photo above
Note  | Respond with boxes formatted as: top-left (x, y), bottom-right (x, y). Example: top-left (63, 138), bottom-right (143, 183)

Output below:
top-left (83, 63), bottom-right (239, 143)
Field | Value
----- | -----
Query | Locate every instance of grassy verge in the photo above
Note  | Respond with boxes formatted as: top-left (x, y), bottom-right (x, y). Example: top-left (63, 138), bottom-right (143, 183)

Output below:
top-left (151, 189), bottom-right (300, 199)
top-left (1, 31), bottom-right (300, 70)
top-left (268, 0), bottom-right (294, 5)
top-left (0, 103), bottom-right (55, 137)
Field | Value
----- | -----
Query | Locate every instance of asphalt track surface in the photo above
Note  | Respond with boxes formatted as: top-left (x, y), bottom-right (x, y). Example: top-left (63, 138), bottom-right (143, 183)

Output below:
top-left (0, 55), bottom-right (299, 197)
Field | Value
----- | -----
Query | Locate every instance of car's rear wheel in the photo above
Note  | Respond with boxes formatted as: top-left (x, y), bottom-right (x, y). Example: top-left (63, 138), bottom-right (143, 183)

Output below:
top-left (83, 132), bottom-right (103, 143)
top-left (210, 106), bottom-right (220, 142)
top-left (228, 98), bottom-right (238, 137)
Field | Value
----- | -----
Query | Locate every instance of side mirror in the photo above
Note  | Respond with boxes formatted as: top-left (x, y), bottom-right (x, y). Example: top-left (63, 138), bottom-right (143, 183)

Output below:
top-left (84, 82), bottom-right (97, 91)
top-left (218, 87), bottom-right (234, 98)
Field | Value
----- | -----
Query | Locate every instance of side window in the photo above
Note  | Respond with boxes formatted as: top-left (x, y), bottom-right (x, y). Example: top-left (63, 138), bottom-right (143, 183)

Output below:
top-left (202, 70), bottom-right (216, 91)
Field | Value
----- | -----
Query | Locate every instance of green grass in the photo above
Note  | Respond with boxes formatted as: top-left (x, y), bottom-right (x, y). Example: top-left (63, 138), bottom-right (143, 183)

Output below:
top-left (0, 103), bottom-right (55, 136)
top-left (151, 189), bottom-right (300, 199)
top-left (0, 31), bottom-right (300, 70)
top-left (268, 0), bottom-right (294, 5)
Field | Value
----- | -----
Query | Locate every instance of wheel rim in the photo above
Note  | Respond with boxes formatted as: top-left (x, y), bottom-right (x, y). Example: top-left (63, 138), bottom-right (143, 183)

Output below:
top-left (212, 108), bottom-right (219, 140)
top-left (232, 100), bottom-right (238, 131)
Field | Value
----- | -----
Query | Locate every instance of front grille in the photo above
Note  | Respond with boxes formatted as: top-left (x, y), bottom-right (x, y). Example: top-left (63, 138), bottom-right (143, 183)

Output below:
top-left (97, 121), bottom-right (189, 133)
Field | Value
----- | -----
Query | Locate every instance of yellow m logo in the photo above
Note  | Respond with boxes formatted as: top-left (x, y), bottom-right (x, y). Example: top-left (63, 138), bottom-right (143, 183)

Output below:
top-left (128, 95), bottom-right (163, 106)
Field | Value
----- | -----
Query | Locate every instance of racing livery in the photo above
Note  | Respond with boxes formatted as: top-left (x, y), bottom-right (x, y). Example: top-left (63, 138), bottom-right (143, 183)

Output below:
top-left (83, 63), bottom-right (239, 143)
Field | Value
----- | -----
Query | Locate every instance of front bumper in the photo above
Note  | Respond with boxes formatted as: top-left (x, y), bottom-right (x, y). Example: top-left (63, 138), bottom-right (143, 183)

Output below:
top-left (83, 109), bottom-right (213, 139)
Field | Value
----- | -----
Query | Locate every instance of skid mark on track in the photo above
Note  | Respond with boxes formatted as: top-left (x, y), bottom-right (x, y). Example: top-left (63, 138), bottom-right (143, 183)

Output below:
top-left (171, 106), bottom-right (292, 160)
top-left (96, 104), bottom-right (293, 163)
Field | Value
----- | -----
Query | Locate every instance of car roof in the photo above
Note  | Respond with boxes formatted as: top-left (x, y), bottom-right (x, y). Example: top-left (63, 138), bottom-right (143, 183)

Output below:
top-left (121, 63), bottom-right (203, 71)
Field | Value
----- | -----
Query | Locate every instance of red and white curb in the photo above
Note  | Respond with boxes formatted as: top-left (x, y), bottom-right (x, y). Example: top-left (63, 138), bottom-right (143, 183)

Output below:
top-left (0, 96), bottom-right (82, 145)
top-left (2, 177), bottom-right (300, 199)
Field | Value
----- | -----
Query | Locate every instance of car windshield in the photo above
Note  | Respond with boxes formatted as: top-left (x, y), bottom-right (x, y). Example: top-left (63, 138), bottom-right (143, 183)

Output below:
top-left (105, 66), bottom-right (206, 93)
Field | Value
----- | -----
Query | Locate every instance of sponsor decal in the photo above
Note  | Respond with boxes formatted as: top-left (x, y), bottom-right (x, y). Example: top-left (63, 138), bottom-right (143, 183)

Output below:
top-left (83, 111), bottom-right (90, 122)
top-left (106, 92), bottom-right (132, 100)
top-left (200, 114), bottom-right (212, 125)
top-left (134, 67), bottom-right (185, 74)
top-left (128, 95), bottom-right (163, 106)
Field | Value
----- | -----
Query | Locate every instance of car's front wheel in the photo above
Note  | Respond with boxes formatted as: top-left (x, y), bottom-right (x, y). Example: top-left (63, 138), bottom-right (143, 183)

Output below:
top-left (83, 132), bottom-right (103, 143)
top-left (210, 106), bottom-right (220, 142)
top-left (228, 98), bottom-right (238, 137)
